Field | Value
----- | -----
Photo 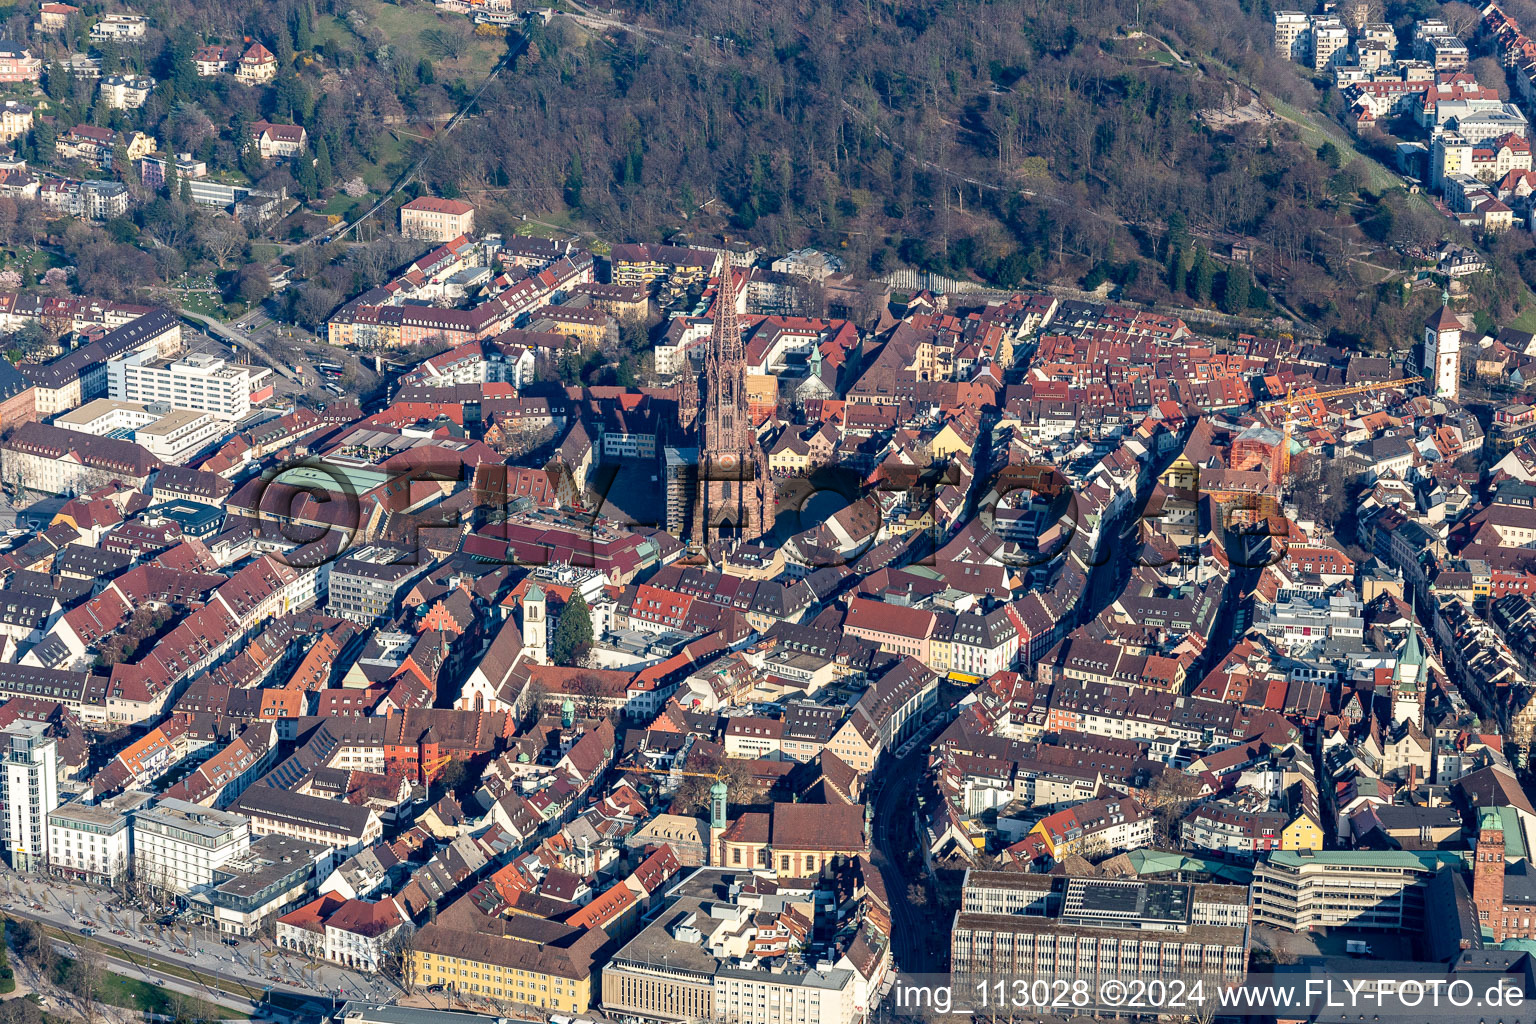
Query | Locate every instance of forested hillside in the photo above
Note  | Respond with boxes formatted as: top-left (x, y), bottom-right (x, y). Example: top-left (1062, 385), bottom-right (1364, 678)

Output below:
top-left (405, 0), bottom-right (1531, 348)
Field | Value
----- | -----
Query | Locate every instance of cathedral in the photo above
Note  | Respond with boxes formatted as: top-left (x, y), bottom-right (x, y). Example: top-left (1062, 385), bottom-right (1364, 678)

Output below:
top-left (676, 262), bottom-right (772, 547)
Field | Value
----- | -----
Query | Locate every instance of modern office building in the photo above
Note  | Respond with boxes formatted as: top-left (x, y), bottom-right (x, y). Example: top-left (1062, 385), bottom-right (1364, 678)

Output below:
top-left (326, 545), bottom-right (432, 625)
top-left (130, 797), bottom-right (250, 893)
top-left (185, 833), bottom-right (329, 937)
top-left (950, 871), bottom-right (1250, 983)
top-left (107, 350), bottom-right (273, 421)
top-left (601, 868), bottom-right (863, 1024)
top-left (1252, 848), bottom-right (1466, 931)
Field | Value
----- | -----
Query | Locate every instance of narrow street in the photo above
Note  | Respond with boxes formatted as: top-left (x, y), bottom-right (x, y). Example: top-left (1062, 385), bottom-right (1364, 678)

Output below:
top-left (868, 743), bottom-right (939, 974)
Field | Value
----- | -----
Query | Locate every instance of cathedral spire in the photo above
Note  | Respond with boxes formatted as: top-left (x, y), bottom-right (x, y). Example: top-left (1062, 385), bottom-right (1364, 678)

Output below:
top-left (689, 257), bottom-right (771, 548)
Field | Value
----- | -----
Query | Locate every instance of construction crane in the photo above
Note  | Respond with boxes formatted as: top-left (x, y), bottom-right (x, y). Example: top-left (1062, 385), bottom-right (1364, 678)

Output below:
top-left (623, 764), bottom-right (732, 783)
top-left (1258, 375), bottom-right (1424, 484)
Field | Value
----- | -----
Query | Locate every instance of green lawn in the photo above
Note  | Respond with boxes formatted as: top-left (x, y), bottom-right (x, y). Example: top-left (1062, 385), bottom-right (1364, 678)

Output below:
top-left (312, 14), bottom-right (353, 49)
top-left (363, 0), bottom-right (505, 76)
top-left (322, 192), bottom-right (373, 219)
top-left (176, 290), bottom-right (232, 319)
top-left (52, 957), bottom-right (247, 1021)
top-left (363, 131), bottom-right (412, 192)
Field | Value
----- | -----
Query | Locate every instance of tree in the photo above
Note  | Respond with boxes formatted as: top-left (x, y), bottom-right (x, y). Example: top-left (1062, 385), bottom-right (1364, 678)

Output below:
top-left (63, 949), bottom-right (104, 1024)
top-left (7, 920), bottom-right (39, 963)
top-left (564, 152), bottom-right (583, 209)
top-left (550, 594), bottom-right (593, 666)
top-left (670, 753), bottom-right (757, 815)
top-left (1441, 1), bottom-right (1481, 38)
top-left (315, 137), bottom-right (333, 190)
top-left (570, 673), bottom-right (610, 718)
top-left (379, 927), bottom-right (418, 992)
top-left (421, 27), bottom-right (468, 60)
top-left (1470, 56), bottom-right (1510, 100)
top-left (199, 220), bottom-right (248, 270)
top-left (1168, 247), bottom-right (1186, 294)
top-left (1193, 250), bottom-right (1213, 304)
top-left (163, 157), bottom-right (179, 203)
top-left (234, 264), bottom-right (271, 305)
top-left (1222, 264), bottom-right (1251, 314)
top-left (438, 759), bottom-right (467, 794)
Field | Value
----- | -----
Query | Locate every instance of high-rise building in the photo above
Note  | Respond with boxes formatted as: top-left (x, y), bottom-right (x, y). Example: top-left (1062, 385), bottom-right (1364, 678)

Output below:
top-left (688, 266), bottom-right (773, 547)
top-left (0, 722), bottom-right (58, 871)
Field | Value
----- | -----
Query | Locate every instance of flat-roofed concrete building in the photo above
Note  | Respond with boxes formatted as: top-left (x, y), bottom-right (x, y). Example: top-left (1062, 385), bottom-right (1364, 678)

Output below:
top-left (950, 871), bottom-right (1250, 985)
top-left (186, 832), bottom-right (329, 937)
top-left (131, 797), bottom-right (250, 893)
top-left (602, 867), bottom-right (862, 1024)
top-left (1252, 848), bottom-right (1467, 931)
top-left (47, 789), bottom-right (152, 885)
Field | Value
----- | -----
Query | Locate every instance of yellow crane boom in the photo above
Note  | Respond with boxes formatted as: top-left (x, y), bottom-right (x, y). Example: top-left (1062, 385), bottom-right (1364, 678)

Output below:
top-left (1259, 375), bottom-right (1423, 483)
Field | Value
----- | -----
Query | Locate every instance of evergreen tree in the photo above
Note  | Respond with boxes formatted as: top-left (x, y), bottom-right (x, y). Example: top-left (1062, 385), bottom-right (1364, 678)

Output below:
top-left (1193, 249), bottom-right (1213, 304)
top-left (239, 140), bottom-right (263, 179)
top-left (110, 140), bottom-right (131, 184)
top-left (179, 177), bottom-right (192, 205)
top-left (163, 156), bottom-right (178, 202)
top-left (315, 137), bottom-right (332, 189)
top-left (1222, 264), bottom-right (1251, 314)
top-left (44, 63), bottom-right (66, 102)
top-left (563, 152), bottom-right (583, 208)
top-left (1169, 247), bottom-right (1186, 295)
top-left (550, 594), bottom-right (593, 666)
top-left (295, 156), bottom-right (317, 199)
top-left (170, 37), bottom-right (198, 93)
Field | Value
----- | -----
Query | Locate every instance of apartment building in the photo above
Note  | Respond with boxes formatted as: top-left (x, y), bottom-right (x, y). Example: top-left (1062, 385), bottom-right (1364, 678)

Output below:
top-left (37, 179), bottom-right (130, 220)
top-left (98, 74), bottom-right (154, 109)
top-left (47, 790), bottom-right (154, 885)
top-left (234, 42), bottom-right (276, 86)
top-left (608, 242), bottom-right (719, 289)
top-left (1274, 11), bottom-right (1310, 62)
top-left (131, 798), bottom-right (250, 893)
top-left (399, 197), bottom-right (475, 242)
top-left (250, 120), bottom-right (307, 160)
top-left (1311, 15), bottom-right (1350, 70)
top-left (89, 14), bottom-right (146, 41)
top-left (0, 41), bottom-right (42, 83)
top-left (0, 100), bottom-right (32, 143)
top-left (0, 723), bottom-right (57, 871)
top-left (107, 350), bottom-right (273, 420)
